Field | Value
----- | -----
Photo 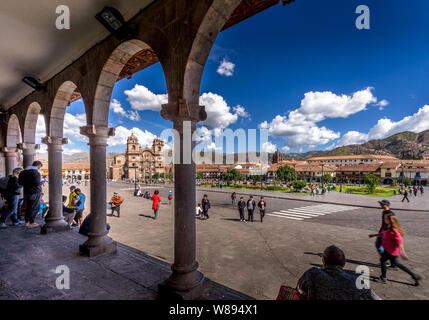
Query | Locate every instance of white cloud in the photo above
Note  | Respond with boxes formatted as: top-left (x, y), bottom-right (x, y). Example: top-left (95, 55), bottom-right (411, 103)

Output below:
top-left (377, 99), bottom-right (389, 111)
top-left (63, 113), bottom-right (88, 143)
top-left (298, 87), bottom-right (377, 122)
top-left (108, 126), bottom-right (157, 147)
top-left (262, 141), bottom-right (277, 153)
top-left (206, 142), bottom-right (221, 151)
top-left (339, 105), bottom-right (429, 146)
top-left (125, 84), bottom-right (168, 111)
top-left (281, 145), bottom-right (290, 152)
top-left (199, 92), bottom-right (239, 129)
top-left (217, 58), bottom-right (235, 77)
top-left (109, 99), bottom-right (141, 121)
top-left (259, 88), bottom-right (383, 150)
top-left (233, 105), bottom-right (250, 118)
top-left (337, 131), bottom-right (369, 147)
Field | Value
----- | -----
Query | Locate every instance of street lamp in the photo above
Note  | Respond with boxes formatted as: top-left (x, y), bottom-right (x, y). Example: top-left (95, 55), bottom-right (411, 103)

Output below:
top-left (321, 162), bottom-right (325, 191)
top-left (340, 164), bottom-right (343, 192)
top-left (134, 166), bottom-right (137, 191)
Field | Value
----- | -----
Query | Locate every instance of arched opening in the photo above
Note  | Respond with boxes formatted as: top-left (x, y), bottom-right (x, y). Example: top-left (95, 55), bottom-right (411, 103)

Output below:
top-left (23, 102), bottom-right (42, 145)
top-left (6, 114), bottom-right (22, 149)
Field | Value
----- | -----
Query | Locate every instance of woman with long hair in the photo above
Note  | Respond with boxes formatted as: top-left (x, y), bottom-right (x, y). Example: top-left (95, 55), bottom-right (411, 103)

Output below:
top-left (369, 214), bottom-right (421, 286)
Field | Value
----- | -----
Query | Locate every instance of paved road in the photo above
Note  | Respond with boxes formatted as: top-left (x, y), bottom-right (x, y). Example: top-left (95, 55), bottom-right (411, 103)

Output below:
top-left (52, 182), bottom-right (429, 300)
top-left (107, 182), bottom-right (429, 238)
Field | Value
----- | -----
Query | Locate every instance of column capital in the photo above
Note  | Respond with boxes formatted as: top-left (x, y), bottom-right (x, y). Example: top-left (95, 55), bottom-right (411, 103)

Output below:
top-left (80, 125), bottom-right (115, 138)
top-left (42, 136), bottom-right (68, 145)
top-left (161, 99), bottom-right (207, 122)
top-left (1, 147), bottom-right (18, 155)
top-left (17, 143), bottom-right (40, 152)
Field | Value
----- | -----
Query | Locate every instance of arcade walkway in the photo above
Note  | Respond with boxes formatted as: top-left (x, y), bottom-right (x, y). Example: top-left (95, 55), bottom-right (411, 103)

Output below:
top-left (0, 225), bottom-right (252, 300)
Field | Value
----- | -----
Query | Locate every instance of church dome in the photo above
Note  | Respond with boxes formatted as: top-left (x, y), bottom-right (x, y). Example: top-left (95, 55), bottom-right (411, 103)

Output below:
top-left (127, 133), bottom-right (138, 144)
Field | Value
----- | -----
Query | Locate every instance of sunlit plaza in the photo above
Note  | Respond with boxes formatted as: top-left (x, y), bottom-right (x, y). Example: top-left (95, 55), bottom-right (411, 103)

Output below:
top-left (1, 0), bottom-right (429, 305)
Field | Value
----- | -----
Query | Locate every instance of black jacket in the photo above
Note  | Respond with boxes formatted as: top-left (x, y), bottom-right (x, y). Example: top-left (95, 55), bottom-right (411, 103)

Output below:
top-left (18, 168), bottom-right (42, 195)
top-left (6, 175), bottom-right (22, 197)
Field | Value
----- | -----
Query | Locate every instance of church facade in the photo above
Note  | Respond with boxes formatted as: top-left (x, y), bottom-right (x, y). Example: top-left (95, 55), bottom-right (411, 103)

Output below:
top-left (108, 134), bottom-right (168, 181)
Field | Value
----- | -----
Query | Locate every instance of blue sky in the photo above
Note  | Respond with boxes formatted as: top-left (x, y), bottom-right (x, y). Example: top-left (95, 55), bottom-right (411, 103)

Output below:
top-left (37, 0), bottom-right (429, 155)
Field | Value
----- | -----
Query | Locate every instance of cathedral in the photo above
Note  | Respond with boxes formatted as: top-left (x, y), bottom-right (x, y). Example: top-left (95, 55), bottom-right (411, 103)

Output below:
top-left (108, 134), bottom-right (168, 180)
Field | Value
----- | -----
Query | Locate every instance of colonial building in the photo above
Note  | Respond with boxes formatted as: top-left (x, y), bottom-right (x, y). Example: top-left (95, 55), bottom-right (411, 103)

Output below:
top-left (108, 134), bottom-right (168, 180)
top-left (306, 154), bottom-right (398, 165)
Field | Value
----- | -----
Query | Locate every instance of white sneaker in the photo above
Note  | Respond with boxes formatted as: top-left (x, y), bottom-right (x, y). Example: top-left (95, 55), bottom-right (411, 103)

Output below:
top-left (13, 220), bottom-right (24, 226)
top-left (0, 223), bottom-right (7, 229)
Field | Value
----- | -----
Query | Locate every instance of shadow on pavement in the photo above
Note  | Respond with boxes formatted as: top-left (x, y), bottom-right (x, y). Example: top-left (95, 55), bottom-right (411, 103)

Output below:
top-left (139, 214), bottom-right (155, 220)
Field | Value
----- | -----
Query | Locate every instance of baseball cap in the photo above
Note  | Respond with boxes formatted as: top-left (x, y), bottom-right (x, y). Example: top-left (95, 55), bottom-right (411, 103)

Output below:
top-left (378, 200), bottom-right (390, 206)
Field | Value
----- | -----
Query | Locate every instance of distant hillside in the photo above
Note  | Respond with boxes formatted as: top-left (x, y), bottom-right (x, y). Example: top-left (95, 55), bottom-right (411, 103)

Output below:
top-left (279, 130), bottom-right (429, 160)
top-left (36, 152), bottom-right (120, 164)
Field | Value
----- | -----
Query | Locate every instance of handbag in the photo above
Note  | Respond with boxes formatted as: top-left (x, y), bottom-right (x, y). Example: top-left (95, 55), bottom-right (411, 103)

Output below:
top-left (276, 285), bottom-right (301, 300)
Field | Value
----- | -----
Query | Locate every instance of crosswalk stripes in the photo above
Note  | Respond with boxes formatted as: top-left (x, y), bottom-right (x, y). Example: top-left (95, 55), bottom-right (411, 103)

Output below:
top-left (267, 204), bottom-right (361, 221)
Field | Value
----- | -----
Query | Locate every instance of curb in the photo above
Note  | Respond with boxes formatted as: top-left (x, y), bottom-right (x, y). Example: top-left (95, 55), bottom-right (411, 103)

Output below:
top-left (197, 187), bottom-right (429, 213)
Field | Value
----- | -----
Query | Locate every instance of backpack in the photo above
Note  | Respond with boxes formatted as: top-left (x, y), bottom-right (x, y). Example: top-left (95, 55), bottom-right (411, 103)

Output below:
top-left (0, 176), bottom-right (9, 195)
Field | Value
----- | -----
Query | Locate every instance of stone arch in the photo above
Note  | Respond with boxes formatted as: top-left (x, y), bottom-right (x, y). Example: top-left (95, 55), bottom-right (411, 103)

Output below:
top-left (92, 39), bottom-right (159, 127)
top-left (182, 0), bottom-right (242, 105)
top-left (23, 102), bottom-right (42, 144)
top-left (49, 81), bottom-right (82, 138)
top-left (6, 114), bottom-right (22, 148)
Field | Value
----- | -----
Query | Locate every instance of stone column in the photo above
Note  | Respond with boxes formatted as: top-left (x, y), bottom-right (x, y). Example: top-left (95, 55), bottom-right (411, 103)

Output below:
top-left (17, 143), bottom-right (40, 168)
top-left (40, 137), bottom-right (69, 233)
top-left (2, 147), bottom-right (19, 176)
top-left (159, 99), bottom-right (207, 299)
top-left (79, 125), bottom-right (117, 257)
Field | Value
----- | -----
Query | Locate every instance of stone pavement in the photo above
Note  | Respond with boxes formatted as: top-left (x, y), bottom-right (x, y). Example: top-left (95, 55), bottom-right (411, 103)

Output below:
top-left (198, 186), bottom-right (429, 212)
top-left (0, 223), bottom-right (252, 300)
top-left (70, 182), bottom-right (429, 300)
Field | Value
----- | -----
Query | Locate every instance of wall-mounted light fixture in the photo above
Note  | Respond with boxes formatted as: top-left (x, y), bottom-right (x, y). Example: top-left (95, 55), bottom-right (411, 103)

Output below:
top-left (22, 77), bottom-right (45, 91)
top-left (95, 6), bottom-right (130, 40)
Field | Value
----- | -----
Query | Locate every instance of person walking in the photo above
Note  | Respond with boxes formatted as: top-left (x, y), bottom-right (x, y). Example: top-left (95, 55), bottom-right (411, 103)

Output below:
top-left (62, 195), bottom-right (76, 226)
top-left (247, 196), bottom-right (256, 222)
top-left (67, 186), bottom-right (78, 210)
top-left (401, 188), bottom-right (410, 202)
top-left (413, 186), bottom-right (418, 197)
top-left (167, 190), bottom-right (173, 205)
top-left (18, 161), bottom-right (43, 228)
top-left (109, 192), bottom-right (124, 217)
top-left (238, 197), bottom-right (246, 222)
top-left (420, 185), bottom-right (424, 195)
top-left (201, 194), bottom-right (211, 220)
top-left (374, 200), bottom-right (397, 267)
top-left (369, 214), bottom-right (421, 286)
top-left (257, 196), bottom-right (267, 223)
top-left (73, 188), bottom-right (86, 227)
top-left (231, 192), bottom-right (237, 206)
top-left (151, 190), bottom-right (161, 220)
top-left (0, 168), bottom-right (24, 228)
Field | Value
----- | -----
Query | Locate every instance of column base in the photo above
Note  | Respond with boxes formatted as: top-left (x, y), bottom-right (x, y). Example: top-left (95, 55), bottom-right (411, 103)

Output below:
top-left (79, 239), bottom-right (117, 257)
top-left (40, 223), bottom-right (71, 234)
top-left (158, 271), bottom-right (206, 300)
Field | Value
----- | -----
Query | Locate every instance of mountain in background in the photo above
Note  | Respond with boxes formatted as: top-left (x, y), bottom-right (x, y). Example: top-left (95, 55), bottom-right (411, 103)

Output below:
top-left (35, 130), bottom-right (429, 163)
top-left (36, 152), bottom-right (121, 164)
top-left (278, 129), bottom-right (429, 161)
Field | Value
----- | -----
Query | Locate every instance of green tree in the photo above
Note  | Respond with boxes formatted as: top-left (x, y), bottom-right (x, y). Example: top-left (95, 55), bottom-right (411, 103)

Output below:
top-left (290, 180), bottom-right (307, 190)
top-left (365, 174), bottom-right (380, 193)
top-left (277, 165), bottom-right (296, 182)
top-left (196, 172), bottom-right (204, 179)
top-left (402, 177), bottom-right (412, 186)
top-left (252, 175), bottom-right (262, 184)
top-left (322, 173), bottom-right (332, 183)
top-left (224, 168), bottom-right (243, 183)
top-left (152, 173), bottom-right (160, 180)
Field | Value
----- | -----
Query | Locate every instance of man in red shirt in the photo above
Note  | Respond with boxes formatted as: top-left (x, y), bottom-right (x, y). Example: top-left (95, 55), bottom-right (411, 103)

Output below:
top-left (151, 190), bottom-right (162, 220)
